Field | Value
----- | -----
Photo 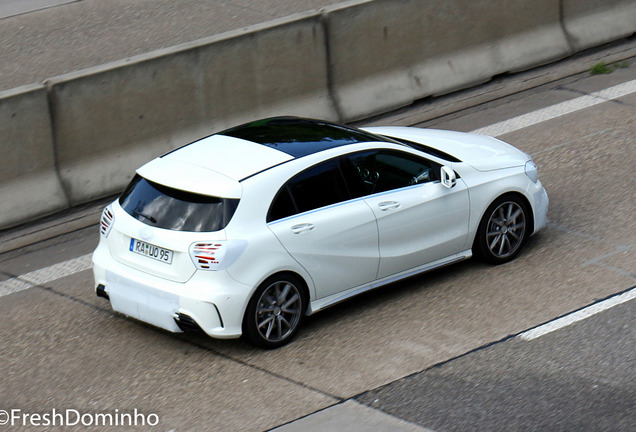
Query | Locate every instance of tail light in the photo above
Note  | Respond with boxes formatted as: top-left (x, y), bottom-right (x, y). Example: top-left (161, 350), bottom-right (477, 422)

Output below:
top-left (190, 243), bottom-right (222, 270)
top-left (100, 206), bottom-right (114, 237)
top-left (189, 240), bottom-right (247, 271)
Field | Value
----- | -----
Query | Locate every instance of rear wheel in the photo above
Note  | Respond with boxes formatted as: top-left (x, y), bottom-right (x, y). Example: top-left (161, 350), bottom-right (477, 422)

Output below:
top-left (474, 195), bottom-right (529, 264)
top-left (242, 274), bottom-right (306, 349)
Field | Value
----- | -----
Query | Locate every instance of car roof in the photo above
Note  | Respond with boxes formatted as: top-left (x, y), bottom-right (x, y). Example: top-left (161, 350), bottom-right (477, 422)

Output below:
top-left (157, 117), bottom-right (396, 181)
top-left (218, 117), bottom-right (394, 158)
top-left (139, 117), bottom-right (398, 197)
top-left (159, 134), bottom-right (293, 182)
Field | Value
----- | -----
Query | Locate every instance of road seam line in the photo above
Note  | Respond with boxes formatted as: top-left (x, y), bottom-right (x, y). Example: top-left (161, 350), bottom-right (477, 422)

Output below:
top-left (518, 286), bottom-right (636, 341)
top-left (547, 221), bottom-right (634, 249)
top-left (582, 245), bottom-right (631, 265)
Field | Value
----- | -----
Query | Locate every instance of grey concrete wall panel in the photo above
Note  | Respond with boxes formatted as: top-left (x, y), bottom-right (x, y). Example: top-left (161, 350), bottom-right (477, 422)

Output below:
top-left (325, 0), bottom-right (571, 121)
top-left (0, 85), bottom-right (67, 228)
top-left (563, 0), bottom-right (636, 51)
top-left (48, 12), bottom-right (333, 205)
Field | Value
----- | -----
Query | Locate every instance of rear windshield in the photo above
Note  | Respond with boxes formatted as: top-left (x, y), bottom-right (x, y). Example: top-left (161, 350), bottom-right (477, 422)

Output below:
top-left (119, 175), bottom-right (239, 232)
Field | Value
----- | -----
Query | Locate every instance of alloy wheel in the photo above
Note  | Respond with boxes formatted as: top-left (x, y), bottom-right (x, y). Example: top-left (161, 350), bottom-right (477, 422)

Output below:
top-left (486, 201), bottom-right (527, 259)
top-left (255, 280), bottom-right (302, 343)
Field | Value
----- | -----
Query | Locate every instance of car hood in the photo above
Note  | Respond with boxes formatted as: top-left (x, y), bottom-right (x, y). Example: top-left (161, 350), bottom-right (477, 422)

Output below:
top-left (363, 127), bottom-right (530, 171)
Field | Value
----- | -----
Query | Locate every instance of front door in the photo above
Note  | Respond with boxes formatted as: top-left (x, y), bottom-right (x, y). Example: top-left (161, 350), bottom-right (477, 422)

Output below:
top-left (346, 149), bottom-right (470, 279)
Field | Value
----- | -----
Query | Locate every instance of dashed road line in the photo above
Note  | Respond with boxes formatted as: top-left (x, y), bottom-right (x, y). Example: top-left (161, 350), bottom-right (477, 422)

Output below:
top-left (470, 79), bottom-right (636, 136)
top-left (0, 254), bottom-right (92, 297)
top-left (518, 287), bottom-right (636, 341)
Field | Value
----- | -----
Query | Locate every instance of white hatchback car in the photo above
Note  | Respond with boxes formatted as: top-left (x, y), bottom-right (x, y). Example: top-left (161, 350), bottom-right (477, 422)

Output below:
top-left (93, 117), bottom-right (548, 348)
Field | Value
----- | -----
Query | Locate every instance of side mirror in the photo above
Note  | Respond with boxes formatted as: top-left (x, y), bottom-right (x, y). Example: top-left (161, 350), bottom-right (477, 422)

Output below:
top-left (440, 166), bottom-right (456, 189)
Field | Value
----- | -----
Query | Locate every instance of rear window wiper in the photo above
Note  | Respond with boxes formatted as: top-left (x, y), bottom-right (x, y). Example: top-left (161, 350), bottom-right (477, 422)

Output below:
top-left (132, 210), bottom-right (157, 224)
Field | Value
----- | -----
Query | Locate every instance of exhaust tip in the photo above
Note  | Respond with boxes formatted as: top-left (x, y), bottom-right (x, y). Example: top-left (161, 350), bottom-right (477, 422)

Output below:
top-left (96, 284), bottom-right (109, 300)
top-left (174, 313), bottom-right (204, 333)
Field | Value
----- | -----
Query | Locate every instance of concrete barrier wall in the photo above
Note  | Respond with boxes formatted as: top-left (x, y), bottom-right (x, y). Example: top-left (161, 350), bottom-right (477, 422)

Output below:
top-left (1, 0), bottom-right (635, 230)
top-left (325, 0), bottom-right (571, 120)
top-left (49, 12), bottom-right (333, 205)
top-left (563, 0), bottom-right (636, 51)
top-left (0, 85), bottom-right (68, 228)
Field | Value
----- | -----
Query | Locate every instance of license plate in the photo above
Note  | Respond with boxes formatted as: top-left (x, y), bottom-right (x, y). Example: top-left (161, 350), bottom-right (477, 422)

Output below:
top-left (130, 238), bottom-right (173, 264)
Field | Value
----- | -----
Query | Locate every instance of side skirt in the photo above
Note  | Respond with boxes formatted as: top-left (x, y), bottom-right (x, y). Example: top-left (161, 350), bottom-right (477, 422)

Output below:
top-left (307, 250), bottom-right (472, 315)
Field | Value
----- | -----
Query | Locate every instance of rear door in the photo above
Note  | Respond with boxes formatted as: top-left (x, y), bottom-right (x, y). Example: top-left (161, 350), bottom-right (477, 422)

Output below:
top-left (267, 158), bottom-right (379, 299)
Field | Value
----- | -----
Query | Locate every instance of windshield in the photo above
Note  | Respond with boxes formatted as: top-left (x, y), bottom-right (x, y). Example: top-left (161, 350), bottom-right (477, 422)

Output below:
top-left (119, 175), bottom-right (239, 232)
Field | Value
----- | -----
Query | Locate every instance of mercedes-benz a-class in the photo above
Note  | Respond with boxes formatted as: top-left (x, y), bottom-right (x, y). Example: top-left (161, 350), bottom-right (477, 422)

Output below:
top-left (93, 117), bottom-right (548, 348)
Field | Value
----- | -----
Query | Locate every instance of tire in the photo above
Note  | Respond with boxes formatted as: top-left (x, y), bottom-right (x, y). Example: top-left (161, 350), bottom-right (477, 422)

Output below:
top-left (473, 194), bottom-right (530, 265)
top-left (242, 274), bottom-right (306, 349)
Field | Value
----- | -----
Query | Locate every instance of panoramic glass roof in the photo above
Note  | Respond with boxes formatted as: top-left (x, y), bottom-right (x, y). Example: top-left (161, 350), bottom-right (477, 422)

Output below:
top-left (218, 117), bottom-right (393, 158)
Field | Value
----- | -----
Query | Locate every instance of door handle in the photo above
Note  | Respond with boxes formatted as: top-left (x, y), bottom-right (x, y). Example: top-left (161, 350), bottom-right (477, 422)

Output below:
top-left (378, 201), bottom-right (400, 211)
top-left (291, 223), bottom-right (315, 234)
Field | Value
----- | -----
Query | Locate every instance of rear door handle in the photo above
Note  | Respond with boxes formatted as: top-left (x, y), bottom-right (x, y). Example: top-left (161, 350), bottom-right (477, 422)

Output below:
top-left (291, 223), bottom-right (315, 234)
top-left (378, 201), bottom-right (400, 211)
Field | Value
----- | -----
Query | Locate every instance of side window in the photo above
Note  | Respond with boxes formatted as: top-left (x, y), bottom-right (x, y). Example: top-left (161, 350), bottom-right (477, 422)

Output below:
top-left (268, 187), bottom-right (295, 222)
top-left (268, 159), bottom-right (350, 222)
top-left (347, 150), bottom-right (440, 195)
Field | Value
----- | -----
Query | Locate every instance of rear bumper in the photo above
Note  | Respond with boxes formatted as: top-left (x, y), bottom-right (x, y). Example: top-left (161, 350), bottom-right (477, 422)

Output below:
top-left (92, 242), bottom-right (252, 339)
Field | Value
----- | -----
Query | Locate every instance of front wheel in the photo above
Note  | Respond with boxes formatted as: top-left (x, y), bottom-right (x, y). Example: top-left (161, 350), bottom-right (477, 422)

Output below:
top-left (474, 195), bottom-right (530, 264)
top-left (242, 274), bottom-right (306, 349)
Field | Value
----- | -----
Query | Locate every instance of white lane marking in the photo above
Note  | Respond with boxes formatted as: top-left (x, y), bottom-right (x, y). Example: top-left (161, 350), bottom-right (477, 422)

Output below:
top-left (471, 79), bottom-right (636, 136)
top-left (518, 287), bottom-right (636, 341)
top-left (0, 254), bottom-right (92, 297)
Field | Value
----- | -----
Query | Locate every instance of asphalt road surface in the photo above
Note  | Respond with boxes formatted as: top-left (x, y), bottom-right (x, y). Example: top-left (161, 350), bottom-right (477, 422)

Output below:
top-left (355, 292), bottom-right (635, 432)
top-left (0, 41), bottom-right (635, 432)
top-left (0, 0), bottom-right (345, 92)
